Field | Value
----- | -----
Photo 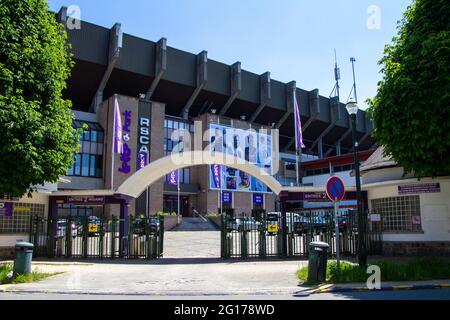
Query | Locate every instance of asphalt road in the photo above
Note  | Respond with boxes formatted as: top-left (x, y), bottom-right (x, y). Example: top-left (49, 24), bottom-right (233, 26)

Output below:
top-left (0, 289), bottom-right (449, 300)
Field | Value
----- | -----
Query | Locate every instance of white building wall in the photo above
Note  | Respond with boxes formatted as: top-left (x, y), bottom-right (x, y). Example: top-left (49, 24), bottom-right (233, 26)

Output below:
top-left (366, 177), bottom-right (450, 242)
top-left (363, 166), bottom-right (414, 185)
top-left (302, 171), bottom-right (355, 187)
top-left (0, 235), bottom-right (31, 248)
top-left (0, 192), bottom-right (49, 248)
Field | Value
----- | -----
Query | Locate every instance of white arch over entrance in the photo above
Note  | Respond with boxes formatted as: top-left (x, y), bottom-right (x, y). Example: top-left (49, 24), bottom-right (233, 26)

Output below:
top-left (117, 151), bottom-right (283, 198)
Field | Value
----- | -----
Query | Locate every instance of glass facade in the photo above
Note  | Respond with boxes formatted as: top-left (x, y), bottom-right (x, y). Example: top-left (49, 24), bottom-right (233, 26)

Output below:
top-left (67, 121), bottom-right (104, 178)
top-left (163, 117), bottom-right (194, 185)
top-left (57, 204), bottom-right (104, 217)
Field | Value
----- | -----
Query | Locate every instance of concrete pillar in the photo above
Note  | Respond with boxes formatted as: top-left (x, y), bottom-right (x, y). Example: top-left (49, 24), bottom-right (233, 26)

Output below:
top-left (146, 38), bottom-right (167, 100)
top-left (336, 142), bottom-right (342, 156)
top-left (220, 62), bottom-right (242, 116)
top-left (318, 137), bottom-right (323, 159)
top-left (181, 50), bottom-right (208, 119)
top-left (249, 72), bottom-right (271, 122)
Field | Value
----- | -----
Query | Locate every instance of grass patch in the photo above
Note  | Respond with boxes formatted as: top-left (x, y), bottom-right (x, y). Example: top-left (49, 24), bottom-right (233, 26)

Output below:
top-left (297, 257), bottom-right (450, 285)
top-left (0, 264), bottom-right (63, 285)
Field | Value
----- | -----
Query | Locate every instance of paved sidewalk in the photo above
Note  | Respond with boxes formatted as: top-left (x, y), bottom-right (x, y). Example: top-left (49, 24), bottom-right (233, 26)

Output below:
top-left (0, 259), bottom-right (306, 296)
top-left (164, 231), bottom-right (221, 258)
top-left (306, 280), bottom-right (450, 293)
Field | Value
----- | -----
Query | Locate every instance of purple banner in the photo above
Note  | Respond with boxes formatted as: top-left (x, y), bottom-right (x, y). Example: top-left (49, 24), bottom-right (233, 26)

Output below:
top-left (114, 98), bottom-right (123, 154)
top-left (118, 110), bottom-right (132, 174)
top-left (253, 194), bottom-right (264, 206)
top-left (294, 94), bottom-right (305, 149)
top-left (137, 152), bottom-right (148, 171)
top-left (168, 170), bottom-right (178, 186)
top-left (222, 192), bottom-right (232, 205)
top-left (0, 202), bottom-right (13, 217)
top-left (211, 165), bottom-right (221, 189)
top-left (398, 183), bottom-right (440, 195)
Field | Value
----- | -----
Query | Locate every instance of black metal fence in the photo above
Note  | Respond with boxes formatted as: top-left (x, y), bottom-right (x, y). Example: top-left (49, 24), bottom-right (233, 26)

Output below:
top-left (221, 210), bottom-right (382, 259)
top-left (29, 215), bottom-right (164, 260)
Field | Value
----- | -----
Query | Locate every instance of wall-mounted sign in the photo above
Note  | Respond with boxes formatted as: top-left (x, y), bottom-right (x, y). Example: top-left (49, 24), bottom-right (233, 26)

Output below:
top-left (211, 165), bottom-right (221, 189)
top-left (137, 152), bottom-right (148, 171)
top-left (67, 197), bottom-right (105, 204)
top-left (208, 123), bottom-right (272, 194)
top-left (370, 214), bottom-right (381, 222)
top-left (398, 183), bottom-right (440, 195)
top-left (0, 202), bottom-right (13, 217)
top-left (222, 192), bottom-right (232, 205)
top-left (118, 110), bottom-right (132, 174)
top-left (168, 170), bottom-right (178, 186)
top-left (13, 207), bottom-right (31, 213)
top-left (253, 193), bottom-right (264, 206)
top-left (304, 192), bottom-right (329, 202)
top-left (137, 117), bottom-right (150, 171)
top-left (412, 215), bottom-right (421, 225)
top-left (137, 100), bottom-right (152, 172)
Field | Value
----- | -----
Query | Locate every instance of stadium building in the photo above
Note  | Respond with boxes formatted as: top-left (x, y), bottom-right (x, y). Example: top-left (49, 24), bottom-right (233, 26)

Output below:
top-left (0, 7), bottom-right (380, 256)
top-left (56, 8), bottom-right (374, 215)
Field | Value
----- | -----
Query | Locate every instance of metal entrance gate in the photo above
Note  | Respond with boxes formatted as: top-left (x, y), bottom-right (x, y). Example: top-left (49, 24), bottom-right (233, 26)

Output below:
top-left (221, 210), bottom-right (382, 259)
top-left (29, 216), bottom-right (164, 259)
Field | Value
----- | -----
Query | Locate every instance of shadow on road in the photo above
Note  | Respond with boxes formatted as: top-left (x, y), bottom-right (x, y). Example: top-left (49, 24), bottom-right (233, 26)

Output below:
top-left (32, 256), bottom-right (308, 266)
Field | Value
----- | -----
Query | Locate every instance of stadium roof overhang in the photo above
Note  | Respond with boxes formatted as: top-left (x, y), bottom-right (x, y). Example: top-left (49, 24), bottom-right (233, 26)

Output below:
top-left (57, 9), bottom-right (376, 156)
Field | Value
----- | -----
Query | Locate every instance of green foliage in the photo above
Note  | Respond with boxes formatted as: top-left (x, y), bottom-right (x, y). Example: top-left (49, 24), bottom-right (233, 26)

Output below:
top-left (296, 266), bottom-right (310, 283)
top-left (0, 0), bottom-right (79, 197)
top-left (206, 212), bottom-right (222, 217)
top-left (367, 0), bottom-right (450, 178)
top-left (0, 263), bottom-right (62, 285)
top-left (155, 212), bottom-right (178, 216)
top-left (297, 258), bottom-right (450, 284)
top-left (0, 264), bottom-right (11, 283)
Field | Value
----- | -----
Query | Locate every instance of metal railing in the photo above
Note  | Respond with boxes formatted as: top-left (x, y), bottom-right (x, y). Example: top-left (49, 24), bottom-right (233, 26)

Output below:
top-left (221, 210), bottom-right (382, 259)
top-left (193, 209), bottom-right (208, 222)
top-left (29, 215), bottom-right (164, 260)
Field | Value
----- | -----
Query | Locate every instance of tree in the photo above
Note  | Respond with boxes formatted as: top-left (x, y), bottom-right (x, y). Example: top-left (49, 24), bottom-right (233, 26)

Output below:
top-left (0, 0), bottom-right (79, 197)
top-left (368, 0), bottom-right (450, 178)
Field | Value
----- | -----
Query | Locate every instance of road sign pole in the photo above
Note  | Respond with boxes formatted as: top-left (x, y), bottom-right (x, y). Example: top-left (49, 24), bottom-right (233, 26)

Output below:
top-left (326, 176), bottom-right (345, 270)
top-left (334, 199), bottom-right (340, 269)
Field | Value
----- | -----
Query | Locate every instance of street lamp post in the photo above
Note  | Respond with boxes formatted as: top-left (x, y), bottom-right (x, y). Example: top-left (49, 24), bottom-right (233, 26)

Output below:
top-left (346, 99), bottom-right (367, 268)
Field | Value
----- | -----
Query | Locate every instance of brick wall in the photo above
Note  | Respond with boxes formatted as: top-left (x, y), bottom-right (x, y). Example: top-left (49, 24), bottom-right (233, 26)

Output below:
top-left (0, 247), bottom-right (14, 259)
top-left (148, 101), bottom-right (165, 214)
top-left (98, 95), bottom-right (166, 216)
top-left (383, 242), bottom-right (450, 256)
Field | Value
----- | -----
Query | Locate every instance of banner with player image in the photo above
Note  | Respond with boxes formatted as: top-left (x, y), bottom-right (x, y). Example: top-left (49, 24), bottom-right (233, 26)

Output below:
top-left (208, 123), bottom-right (272, 194)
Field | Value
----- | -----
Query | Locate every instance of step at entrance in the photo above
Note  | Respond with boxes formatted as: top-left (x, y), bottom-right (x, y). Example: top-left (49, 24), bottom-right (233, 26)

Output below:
top-left (174, 217), bottom-right (219, 231)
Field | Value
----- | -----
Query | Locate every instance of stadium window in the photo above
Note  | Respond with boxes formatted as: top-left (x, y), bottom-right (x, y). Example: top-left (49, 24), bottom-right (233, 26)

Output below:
top-left (342, 164), bottom-right (352, 171)
top-left (183, 168), bottom-right (190, 184)
top-left (164, 116), bottom-right (194, 156)
top-left (314, 169), bottom-right (323, 175)
top-left (67, 121), bottom-right (104, 178)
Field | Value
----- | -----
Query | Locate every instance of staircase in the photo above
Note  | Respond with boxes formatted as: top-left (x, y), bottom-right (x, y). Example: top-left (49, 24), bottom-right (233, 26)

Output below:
top-left (173, 217), bottom-right (220, 231)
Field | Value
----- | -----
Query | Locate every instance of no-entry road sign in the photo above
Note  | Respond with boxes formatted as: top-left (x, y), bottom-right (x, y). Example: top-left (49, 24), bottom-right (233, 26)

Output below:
top-left (326, 176), bottom-right (345, 202)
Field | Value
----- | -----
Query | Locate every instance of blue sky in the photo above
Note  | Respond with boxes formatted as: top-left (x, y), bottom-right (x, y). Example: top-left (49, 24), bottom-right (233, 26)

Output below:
top-left (48, 0), bottom-right (411, 109)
